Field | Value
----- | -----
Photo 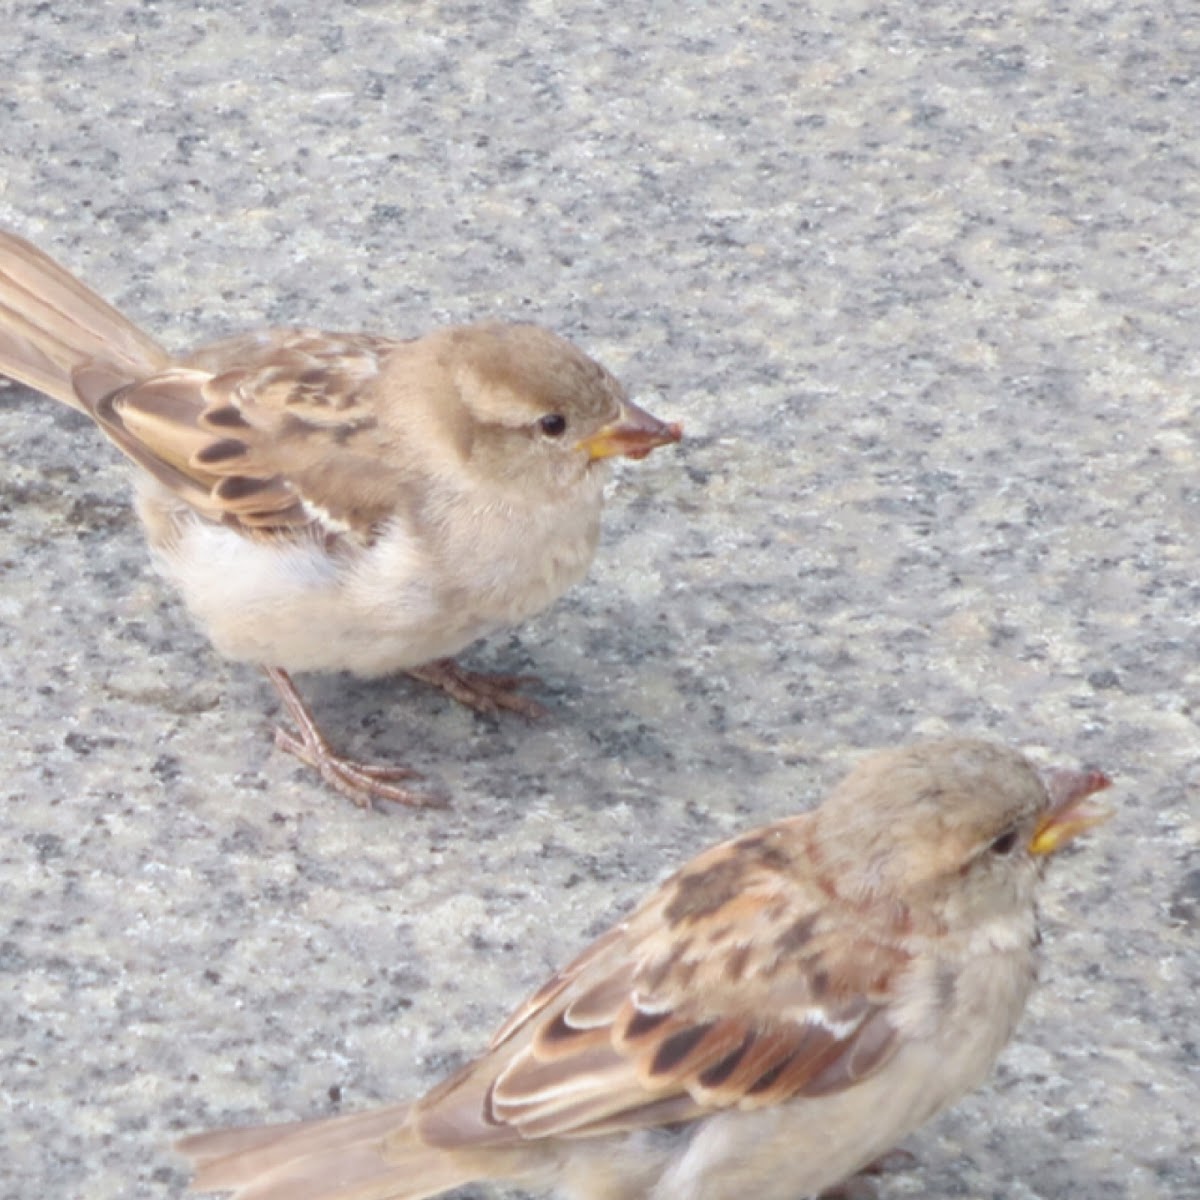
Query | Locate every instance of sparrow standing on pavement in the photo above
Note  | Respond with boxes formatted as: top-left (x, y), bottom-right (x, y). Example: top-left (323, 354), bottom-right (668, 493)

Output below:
top-left (178, 738), bottom-right (1112, 1199)
top-left (0, 230), bottom-right (681, 805)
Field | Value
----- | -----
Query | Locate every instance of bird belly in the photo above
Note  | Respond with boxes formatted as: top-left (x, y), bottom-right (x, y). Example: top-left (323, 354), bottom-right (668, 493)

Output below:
top-left (147, 517), bottom-right (418, 672)
top-left (149, 490), bottom-right (603, 677)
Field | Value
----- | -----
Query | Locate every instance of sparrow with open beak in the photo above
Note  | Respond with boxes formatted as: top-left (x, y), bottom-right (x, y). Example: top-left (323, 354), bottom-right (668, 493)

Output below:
top-left (0, 230), bottom-right (681, 805)
top-left (178, 738), bottom-right (1111, 1199)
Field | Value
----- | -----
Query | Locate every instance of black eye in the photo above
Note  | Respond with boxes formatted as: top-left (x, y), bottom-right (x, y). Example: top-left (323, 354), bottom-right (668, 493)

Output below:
top-left (538, 413), bottom-right (567, 438)
top-left (989, 829), bottom-right (1020, 856)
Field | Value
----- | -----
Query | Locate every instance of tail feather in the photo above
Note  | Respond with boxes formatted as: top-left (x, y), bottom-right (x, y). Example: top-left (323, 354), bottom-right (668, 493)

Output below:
top-left (178, 1104), bottom-right (479, 1200)
top-left (0, 230), bottom-right (169, 409)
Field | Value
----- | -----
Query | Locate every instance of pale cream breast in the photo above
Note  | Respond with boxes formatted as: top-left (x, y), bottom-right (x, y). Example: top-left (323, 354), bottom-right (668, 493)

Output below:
top-left (137, 466), bottom-right (607, 678)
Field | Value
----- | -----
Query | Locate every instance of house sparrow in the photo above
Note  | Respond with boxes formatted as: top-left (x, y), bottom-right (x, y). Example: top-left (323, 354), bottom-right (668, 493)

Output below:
top-left (178, 738), bottom-right (1112, 1199)
top-left (0, 230), bottom-right (680, 805)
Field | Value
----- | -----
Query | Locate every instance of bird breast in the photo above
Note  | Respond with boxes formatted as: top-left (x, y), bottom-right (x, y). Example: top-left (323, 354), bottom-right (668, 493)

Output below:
top-left (149, 471), bottom-right (607, 677)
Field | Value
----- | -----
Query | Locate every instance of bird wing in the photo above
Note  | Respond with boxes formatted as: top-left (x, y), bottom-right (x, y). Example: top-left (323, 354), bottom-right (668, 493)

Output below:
top-left (74, 330), bottom-right (415, 539)
top-left (404, 820), bottom-right (911, 1151)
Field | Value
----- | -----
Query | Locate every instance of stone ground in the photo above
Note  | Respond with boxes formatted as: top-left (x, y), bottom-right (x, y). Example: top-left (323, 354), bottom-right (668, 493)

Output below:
top-left (0, 2), bottom-right (1196, 1198)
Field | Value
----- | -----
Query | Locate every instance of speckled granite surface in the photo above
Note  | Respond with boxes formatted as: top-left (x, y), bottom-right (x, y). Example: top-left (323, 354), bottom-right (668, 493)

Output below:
top-left (1, 2), bottom-right (1196, 1198)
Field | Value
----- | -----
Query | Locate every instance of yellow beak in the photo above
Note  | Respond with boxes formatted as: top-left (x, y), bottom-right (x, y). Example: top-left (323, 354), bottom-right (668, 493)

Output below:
top-left (1029, 768), bottom-right (1113, 856)
top-left (576, 400), bottom-right (683, 462)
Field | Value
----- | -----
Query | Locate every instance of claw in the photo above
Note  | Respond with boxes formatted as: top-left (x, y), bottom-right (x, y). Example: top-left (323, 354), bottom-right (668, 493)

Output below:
top-left (407, 658), bottom-right (549, 719)
top-left (265, 667), bottom-right (443, 809)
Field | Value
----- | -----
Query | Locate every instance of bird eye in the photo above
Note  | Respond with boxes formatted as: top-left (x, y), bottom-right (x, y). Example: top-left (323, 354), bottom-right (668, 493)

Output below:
top-left (989, 829), bottom-right (1020, 856)
top-left (538, 413), bottom-right (567, 438)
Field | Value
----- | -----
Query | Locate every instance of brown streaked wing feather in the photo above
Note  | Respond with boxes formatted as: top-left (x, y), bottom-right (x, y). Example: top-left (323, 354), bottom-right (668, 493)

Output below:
top-left (193, 332), bottom-right (420, 535)
top-left (527, 1010), bottom-right (618, 1066)
top-left (489, 1073), bottom-right (705, 1141)
top-left (74, 330), bottom-right (416, 537)
top-left (215, 333), bottom-right (391, 425)
top-left (488, 926), bottom-right (628, 1050)
top-left (408, 930), bottom-right (633, 1150)
top-left (99, 370), bottom-right (234, 475)
top-left (414, 822), bottom-right (910, 1150)
top-left (607, 955), bottom-right (901, 1121)
top-left (81, 368), bottom-right (309, 531)
top-left (76, 369), bottom-right (233, 521)
top-left (181, 328), bottom-right (392, 382)
top-left (491, 1039), bottom-right (636, 1119)
top-left (606, 831), bottom-right (909, 1113)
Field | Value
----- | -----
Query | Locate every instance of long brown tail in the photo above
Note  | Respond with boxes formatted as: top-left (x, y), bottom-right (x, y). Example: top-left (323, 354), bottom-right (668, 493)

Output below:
top-left (177, 1103), bottom-right (480, 1200)
top-left (0, 230), bottom-right (169, 410)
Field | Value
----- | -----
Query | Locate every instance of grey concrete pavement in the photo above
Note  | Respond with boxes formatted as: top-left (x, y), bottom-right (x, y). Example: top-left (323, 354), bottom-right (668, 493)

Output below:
top-left (1, 2), bottom-right (1196, 1198)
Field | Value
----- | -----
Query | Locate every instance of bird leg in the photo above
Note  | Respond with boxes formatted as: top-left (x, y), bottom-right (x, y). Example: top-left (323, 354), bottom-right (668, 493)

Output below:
top-left (263, 667), bottom-right (438, 808)
top-left (406, 657), bottom-right (548, 719)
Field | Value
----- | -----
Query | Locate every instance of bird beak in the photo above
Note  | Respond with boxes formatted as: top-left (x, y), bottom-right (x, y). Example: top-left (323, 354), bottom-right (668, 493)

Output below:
top-left (577, 400), bottom-right (683, 462)
top-left (1029, 768), bottom-right (1113, 856)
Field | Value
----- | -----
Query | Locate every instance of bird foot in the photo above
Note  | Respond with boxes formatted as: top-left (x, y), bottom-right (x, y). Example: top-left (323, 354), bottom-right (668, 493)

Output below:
top-left (407, 657), bottom-right (548, 718)
top-left (265, 666), bottom-right (443, 809)
top-left (273, 725), bottom-right (439, 809)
